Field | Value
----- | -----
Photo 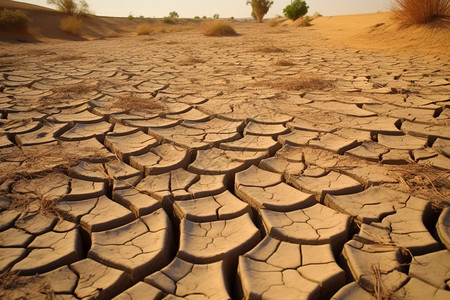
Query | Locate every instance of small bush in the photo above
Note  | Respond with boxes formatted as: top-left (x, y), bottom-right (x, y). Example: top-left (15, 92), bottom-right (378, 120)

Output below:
top-left (194, 16), bottom-right (200, 19)
top-left (392, 0), bottom-right (450, 25)
top-left (312, 11), bottom-right (322, 19)
top-left (169, 11), bottom-right (179, 18)
top-left (128, 13), bottom-right (133, 20)
top-left (0, 9), bottom-right (30, 31)
top-left (284, 0), bottom-right (309, 20)
top-left (267, 18), bottom-right (279, 27)
top-left (213, 14), bottom-right (220, 19)
top-left (136, 23), bottom-right (152, 35)
top-left (202, 20), bottom-right (237, 36)
top-left (164, 16), bottom-right (177, 24)
top-left (47, 0), bottom-right (90, 16)
top-left (294, 15), bottom-right (312, 27)
top-left (60, 16), bottom-right (82, 35)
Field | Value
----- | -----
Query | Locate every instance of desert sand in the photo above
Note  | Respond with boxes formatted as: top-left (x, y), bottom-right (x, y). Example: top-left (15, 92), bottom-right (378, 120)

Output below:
top-left (0, 0), bottom-right (449, 299)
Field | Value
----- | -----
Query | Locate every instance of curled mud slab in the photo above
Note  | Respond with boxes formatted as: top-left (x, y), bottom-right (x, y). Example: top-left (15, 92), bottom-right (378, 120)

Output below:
top-left (1, 17), bottom-right (450, 300)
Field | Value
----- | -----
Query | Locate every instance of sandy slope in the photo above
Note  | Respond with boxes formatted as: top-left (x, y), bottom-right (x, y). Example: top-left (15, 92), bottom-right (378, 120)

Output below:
top-left (0, 0), bottom-right (149, 42)
top-left (308, 13), bottom-right (450, 56)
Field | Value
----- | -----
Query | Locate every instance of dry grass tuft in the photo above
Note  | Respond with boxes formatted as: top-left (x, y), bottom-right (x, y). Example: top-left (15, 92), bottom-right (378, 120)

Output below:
top-left (136, 23), bottom-right (152, 35)
top-left (255, 76), bottom-right (334, 91)
top-left (38, 81), bottom-right (99, 109)
top-left (274, 58), bottom-right (295, 66)
top-left (267, 18), bottom-right (280, 27)
top-left (0, 9), bottom-right (30, 32)
top-left (56, 54), bottom-right (85, 61)
top-left (256, 45), bottom-right (286, 53)
top-left (60, 16), bottom-right (83, 35)
top-left (394, 164), bottom-right (450, 207)
top-left (392, 0), bottom-right (450, 25)
top-left (114, 92), bottom-right (165, 111)
top-left (179, 54), bottom-right (205, 66)
top-left (0, 143), bottom-right (108, 184)
top-left (293, 16), bottom-right (313, 27)
top-left (137, 22), bottom-right (197, 35)
top-left (202, 20), bottom-right (237, 36)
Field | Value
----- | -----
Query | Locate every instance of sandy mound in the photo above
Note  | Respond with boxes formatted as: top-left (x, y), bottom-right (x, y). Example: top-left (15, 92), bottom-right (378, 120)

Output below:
top-left (308, 13), bottom-right (449, 56)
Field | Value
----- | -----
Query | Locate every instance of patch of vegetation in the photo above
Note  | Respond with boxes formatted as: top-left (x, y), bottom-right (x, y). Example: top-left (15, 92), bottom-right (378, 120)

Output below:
top-left (392, 0), bottom-right (450, 25)
top-left (60, 15), bottom-right (83, 35)
top-left (267, 18), bottom-right (280, 27)
top-left (128, 13), bottom-right (134, 20)
top-left (47, 0), bottom-right (90, 16)
top-left (284, 0), bottom-right (309, 20)
top-left (163, 16), bottom-right (176, 24)
top-left (194, 16), bottom-right (200, 19)
top-left (274, 58), bottom-right (295, 66)
top-left (254, 76), bottom-right (334, 91)
top-left (114, 92), bottom-right (165, 111)
top-left (213, 14), bottom-right (220, 19)
top-left (179, 54), bottom-right (205, 66)
top-left (169, 11), bottom-right (179, 18)
top-left (256, 45), bottom-right (286, 53)
top-left (294, 15), bottom-right (312, 26)
top-left (247, 0), bottom-right (273, 22)
top-left (202, 20), bottom-right (237, 36)
top-left (136, 23), bottom-right (152, 35)
top-left (313, 11), bottom-right (322, 18)
top-left (0, 9), bottom-right (30, 31)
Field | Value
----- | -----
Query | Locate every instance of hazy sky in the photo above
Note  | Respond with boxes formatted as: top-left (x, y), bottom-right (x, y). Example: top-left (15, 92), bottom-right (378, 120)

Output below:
top-left (15, 0), bottom-right (393, 18)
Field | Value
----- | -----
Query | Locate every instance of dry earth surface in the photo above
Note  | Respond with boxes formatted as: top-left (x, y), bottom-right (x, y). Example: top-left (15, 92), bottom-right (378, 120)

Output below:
top-left (0, 1), bottom-right (450, 299)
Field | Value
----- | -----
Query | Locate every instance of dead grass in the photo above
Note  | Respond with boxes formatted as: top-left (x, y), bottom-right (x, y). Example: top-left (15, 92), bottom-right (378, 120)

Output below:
top-left (395, 164), bottom-right (450, 207)
top-left (292, 16), bottom-right (313, 27)
top-left (55, 54), bottom-right (85, 61)
top-left (267, 18), bottom-right (280, 27)
top-left (136, 23), bottom-right (152, 35)
top-left (137, 22), bottom-right (197, 35)
top-left (202, 20), bottom-right (237, 36)
top-left (0, 9), bottom-right (30, 32)
top-left (39, 81), bottom-right (100, 109)
top-left (179, 54), bottom-right (205, 66)
top-left (114, 92), bottom-right (165, 111)
top-left (60, 16), bottom-right (83, 35)
top-left (392, 0), bottom-right (450, 25)
top-left (274, 58), bottom-right (295, 66)
top-left (255, 76), bottom-right (334, 91)
top-left (255, 45), bottom-right (286, 53)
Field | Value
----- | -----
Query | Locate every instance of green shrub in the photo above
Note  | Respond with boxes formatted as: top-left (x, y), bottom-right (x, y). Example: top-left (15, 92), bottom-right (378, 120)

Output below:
top-left (47, 0), bottom-right (90, 16)
top-left (213, 14), bottom-right (220, 19)
top-left (60, 15), bottom-right (82, 35)
top-left (128, 13), bottom-right (133, 20)
top-left (0, 9), bottom-right (30, 31)
top-left (392, 0), bottom-right (450, 25)
top-left (284, 0), bottom-right (309, 20)
top-left (247, 0), bottom-right (273, 22)
top-left (194, 16), bottom-right (200, 19)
